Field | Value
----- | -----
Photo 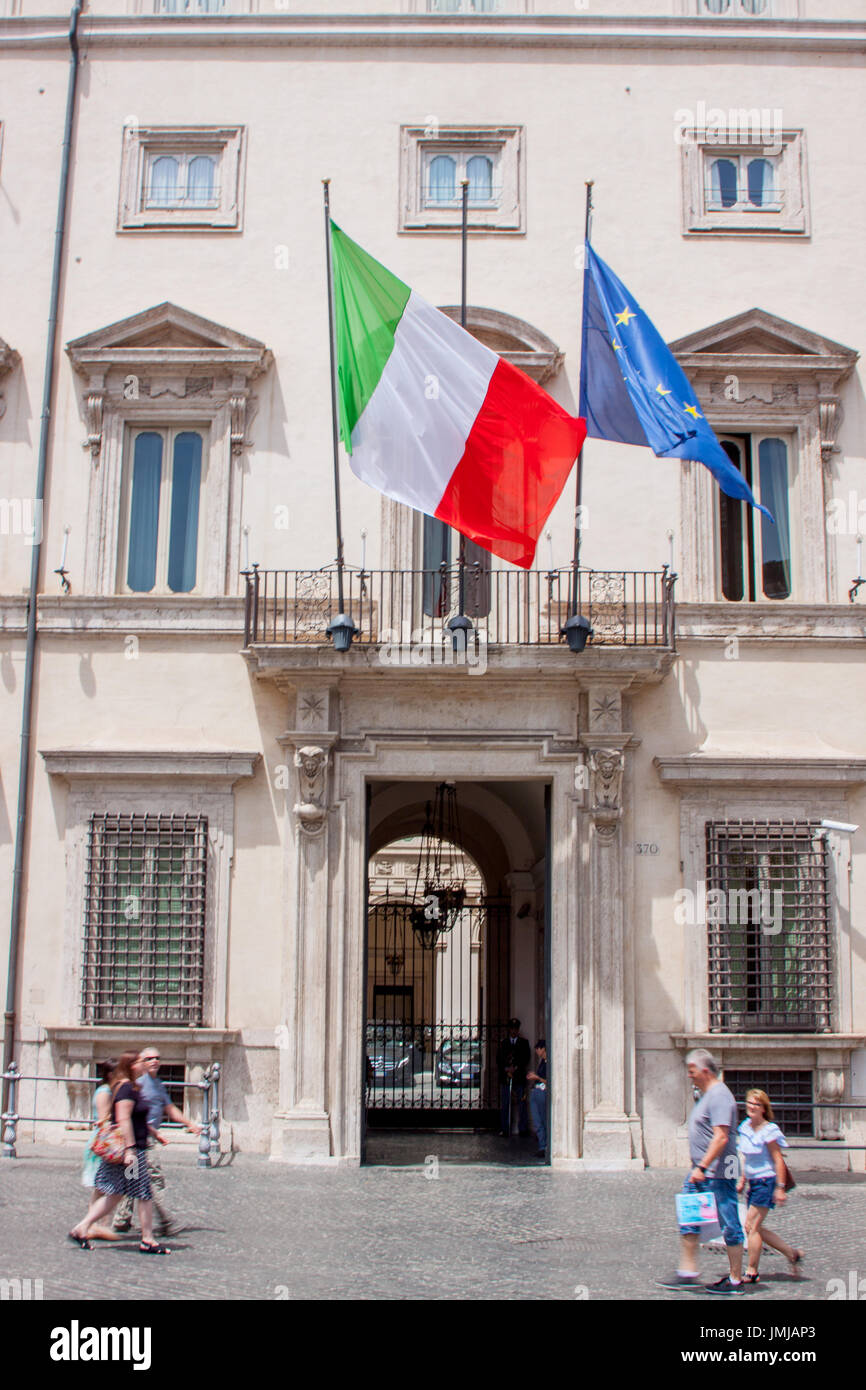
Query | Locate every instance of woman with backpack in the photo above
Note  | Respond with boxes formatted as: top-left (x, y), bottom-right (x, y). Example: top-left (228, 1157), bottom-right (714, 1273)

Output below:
top-left (68, 1049), bottom-right (169, 1255)
top-left (736, 1088), bottom-right (803, 1284)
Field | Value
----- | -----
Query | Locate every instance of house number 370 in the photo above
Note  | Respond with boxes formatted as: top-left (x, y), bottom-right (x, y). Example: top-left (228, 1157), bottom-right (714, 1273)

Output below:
top-left (634, 843), bottom-right (660, 855)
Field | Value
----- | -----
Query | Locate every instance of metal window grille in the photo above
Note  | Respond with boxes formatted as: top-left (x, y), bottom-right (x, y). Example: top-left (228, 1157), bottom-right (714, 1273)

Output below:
top-left (82, 814), bottom-right (207, 1026)
top-left (706, 819), bottom-right (832, 1033)
top-left (723, 1069), bottom-right (814, 1137)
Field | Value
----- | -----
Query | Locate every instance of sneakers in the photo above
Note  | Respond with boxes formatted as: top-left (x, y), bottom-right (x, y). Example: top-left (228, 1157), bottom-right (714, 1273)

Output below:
top-left (655, 1272), bottom-right (701, 1290)
top-left (705, 1277), bottom-right (745, 1296)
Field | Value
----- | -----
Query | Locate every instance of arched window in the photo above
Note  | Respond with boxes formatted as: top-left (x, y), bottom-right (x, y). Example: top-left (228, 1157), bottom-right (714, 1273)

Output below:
top-left (709, 158), bottom-right (738, 208)
top-left (718, 434), bottom-right (791, 602)
top-left (467, 155), bottom-right (493, 203)
top-left (747, 158), bottom-right (775, 208)
top-left (148, 156), bottom-right (179, 206)
top-left (125, 428), bottom-right (204, 594)
top-left (187, 155), bottom-right (215, 205)
top-left (740, 0), bottom-right (768, 13)
top-left (702, 0), bottom-right (730, 12)
top-left (428, 155), bottom-right (456, 204)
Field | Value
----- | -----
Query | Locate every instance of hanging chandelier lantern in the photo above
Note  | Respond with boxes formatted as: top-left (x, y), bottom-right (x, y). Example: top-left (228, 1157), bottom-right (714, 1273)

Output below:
top-left (409, 781), bottom-right (468, 949)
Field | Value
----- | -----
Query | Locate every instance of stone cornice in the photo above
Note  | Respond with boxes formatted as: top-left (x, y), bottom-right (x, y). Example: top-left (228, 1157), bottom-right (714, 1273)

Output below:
top-left (654, 755), bottom-right (866, 787)
top-left (46, 1025), bottom-right (239, 1046)
top-left (41, 749), bottom-right (260, 782)
top-left (675, 602), bottom-right (866, 641)
top-left (1, 15), bottom-right (864, 54)
top-left (670, 1032), bottom-right (866, 1050)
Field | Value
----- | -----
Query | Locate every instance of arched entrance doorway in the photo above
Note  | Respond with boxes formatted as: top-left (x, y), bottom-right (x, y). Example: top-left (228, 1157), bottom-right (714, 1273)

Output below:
top-left (364, 778), bottom-right (548, 1165)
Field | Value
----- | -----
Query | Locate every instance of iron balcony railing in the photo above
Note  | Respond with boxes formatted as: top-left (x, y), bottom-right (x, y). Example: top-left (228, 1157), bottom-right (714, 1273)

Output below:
top-left (243, 563), bottom-right (676, 650)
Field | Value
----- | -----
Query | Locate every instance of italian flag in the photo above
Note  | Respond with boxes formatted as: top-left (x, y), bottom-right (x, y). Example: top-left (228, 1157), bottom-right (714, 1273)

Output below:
top-left (331, 223), bottom-right (586, 569)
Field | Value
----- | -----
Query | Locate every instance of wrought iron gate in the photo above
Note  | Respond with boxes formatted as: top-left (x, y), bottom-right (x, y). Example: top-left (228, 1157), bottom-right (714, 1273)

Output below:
top-left (365, 889), bottom-right (511, 1128)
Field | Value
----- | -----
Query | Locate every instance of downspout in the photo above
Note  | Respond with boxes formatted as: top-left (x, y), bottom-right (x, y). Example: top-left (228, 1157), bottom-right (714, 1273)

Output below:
top-left (2, 0), bottom-right (83, 1105)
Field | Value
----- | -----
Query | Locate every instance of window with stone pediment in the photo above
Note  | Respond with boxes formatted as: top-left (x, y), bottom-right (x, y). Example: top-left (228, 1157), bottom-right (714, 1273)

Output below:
top-left (668, 309), bottom-right (858, 605)
top-left (66, 303), bottom-right (270, 598)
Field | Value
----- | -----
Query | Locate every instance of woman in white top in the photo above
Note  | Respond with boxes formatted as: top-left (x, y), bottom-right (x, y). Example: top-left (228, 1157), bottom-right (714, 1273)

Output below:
top-left (736, 1088), bottom-right (803, 1284)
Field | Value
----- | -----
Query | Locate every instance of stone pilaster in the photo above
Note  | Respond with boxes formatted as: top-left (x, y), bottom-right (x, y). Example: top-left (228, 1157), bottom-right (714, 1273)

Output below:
top-left (271, 685), bottom-right (339, 1162)
top-left (580, 698), bottom-right (643, 1167)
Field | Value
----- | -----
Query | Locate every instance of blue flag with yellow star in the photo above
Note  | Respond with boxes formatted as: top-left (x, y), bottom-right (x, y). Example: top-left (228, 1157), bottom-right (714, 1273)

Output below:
top-left (579, 242), bottom-right (771, 517)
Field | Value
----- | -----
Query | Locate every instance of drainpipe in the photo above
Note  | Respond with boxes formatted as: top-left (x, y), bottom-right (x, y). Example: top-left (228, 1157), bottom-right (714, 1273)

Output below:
top-left (2, 0), bottom-right (83, 1107)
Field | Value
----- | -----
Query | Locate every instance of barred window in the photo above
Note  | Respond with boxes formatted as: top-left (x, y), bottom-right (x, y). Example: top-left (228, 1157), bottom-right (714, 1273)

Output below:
top-left (723, 1069), bottom-right (814, 1137)
top-left (705, 820), bottom-right (831, 1033)
top-left (82, 814), bottom-right (207, 1026)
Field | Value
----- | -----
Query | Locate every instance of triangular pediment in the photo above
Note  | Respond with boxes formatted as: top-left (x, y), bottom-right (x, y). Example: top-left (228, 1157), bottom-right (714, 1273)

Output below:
top-left (67, 302), bottom-right (266, 356)
top-left (669, 308), bottom-right (857, 362)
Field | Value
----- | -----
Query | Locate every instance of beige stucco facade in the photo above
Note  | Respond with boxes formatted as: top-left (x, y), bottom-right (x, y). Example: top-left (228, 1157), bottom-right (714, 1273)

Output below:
top-left (1, 3), bottom-right (865, 1168)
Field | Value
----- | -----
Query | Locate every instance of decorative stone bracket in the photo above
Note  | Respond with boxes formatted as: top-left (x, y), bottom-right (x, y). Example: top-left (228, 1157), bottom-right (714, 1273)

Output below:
top-left (292, 745), bottom-right (331, 836)
top-left (588, 747), bottom-right (625, 839)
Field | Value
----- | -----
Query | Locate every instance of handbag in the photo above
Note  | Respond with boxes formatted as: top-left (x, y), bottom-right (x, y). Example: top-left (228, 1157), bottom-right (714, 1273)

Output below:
top-left (91, 1120), bottom-right (127, 1164)
top-left (91, 1087), bottom-right (129, 1165)
top-left (782, 1160), bottom-right (796, 1192)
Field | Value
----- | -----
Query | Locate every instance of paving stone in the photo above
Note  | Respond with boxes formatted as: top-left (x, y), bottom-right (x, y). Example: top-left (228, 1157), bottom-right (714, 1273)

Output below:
top-left (2, 1144), bottom-right (864, 1302)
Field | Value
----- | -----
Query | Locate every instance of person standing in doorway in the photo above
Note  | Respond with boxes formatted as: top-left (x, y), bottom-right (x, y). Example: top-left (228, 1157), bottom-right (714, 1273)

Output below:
top-left (496, 1018), bottom-right (530, 1138)
top-left (527, 1039), bottom-right (548, 1157)
top-left (656, 1048), bottom-right (745, 1294)
top-left (112, 1047), bottom-right (201, 1238)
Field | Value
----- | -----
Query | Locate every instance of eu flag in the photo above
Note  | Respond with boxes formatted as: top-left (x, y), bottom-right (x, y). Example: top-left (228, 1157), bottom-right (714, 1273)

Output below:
top-left (579, 243), bottom-right (771, 518)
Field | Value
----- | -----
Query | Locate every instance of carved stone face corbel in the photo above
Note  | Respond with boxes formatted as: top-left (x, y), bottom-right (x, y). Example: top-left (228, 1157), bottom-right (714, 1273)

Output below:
top-left (84, 387), bottom-right (105, 462)
top-left (819, 394), bottom-right (842, 469)
top-left (589, 747), bottom-right (625, 841)
top-left (293, 745), bottom-right (330, 836)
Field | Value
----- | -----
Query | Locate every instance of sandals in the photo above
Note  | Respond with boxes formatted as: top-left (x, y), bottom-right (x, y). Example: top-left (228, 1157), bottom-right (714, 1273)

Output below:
top-left (139, 1241), bottom-right (170, 1255)
top-left (67, 1231), bottom-right (92, 1250)
top-left (789, 1251), bottom-right (804, 1278)
top-left (743, 1272), bottom-right (760, 1284)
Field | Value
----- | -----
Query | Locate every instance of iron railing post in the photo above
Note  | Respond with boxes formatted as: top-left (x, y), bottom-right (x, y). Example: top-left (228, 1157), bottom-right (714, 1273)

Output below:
top-left (2, 1062), bottom-right (19, 1158)
top-left (242, 569), bottom-right (252, 647)
top-left (208, 1062), bottom-right (221, 1161)
top-left (198, 1067), bottom-right (212, 1169)
top-left (251, 563), bottom-right (260, 644)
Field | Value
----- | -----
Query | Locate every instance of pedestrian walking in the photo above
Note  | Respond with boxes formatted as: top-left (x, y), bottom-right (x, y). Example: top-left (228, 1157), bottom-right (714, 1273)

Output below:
top-left (656, 1048), bottom-right (745, 1294)
top-left (68, 1050), bottom-right (169, 1255)
top-left (737, 1088), bottom-right (803, 1284)
top-left (527, 1039), bottom-right (548, 1157)
top-left (495, 1019), bottom-right (530, 1137)
top-left (112, 1045), bottom-right (201, 1238)
top-left (79, 1057), bottom-right (120, 1242)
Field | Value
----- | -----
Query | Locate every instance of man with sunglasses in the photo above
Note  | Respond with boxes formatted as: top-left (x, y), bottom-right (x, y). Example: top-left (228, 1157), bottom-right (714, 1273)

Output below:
top-left (112, 1048), bottom-right (202, 1238)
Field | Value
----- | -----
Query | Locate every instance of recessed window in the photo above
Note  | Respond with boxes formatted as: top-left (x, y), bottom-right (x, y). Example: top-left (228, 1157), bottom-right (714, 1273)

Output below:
top-left (717, 434), bottom-right (793, 601)
top-left (422, 517), bottom-right (491, 618)
top-left (681, 128), bottom-right (808, 236)
top-left (400, 126), bottom-right (524, 233)
top-left (426, 0), bottom-right (503, 13)
top-left (118, 125), bottom-right (245, 232)
top-left (82, 813), bottom-right (207, 1027)
top-left (697, 0), bottom-right (774, 12)
top-left (705, 820), bottom-right (832, 1033)
top-left (146, 153), bottom-right (218, 209)
top-left (121, 427), bottom-right (206, 595)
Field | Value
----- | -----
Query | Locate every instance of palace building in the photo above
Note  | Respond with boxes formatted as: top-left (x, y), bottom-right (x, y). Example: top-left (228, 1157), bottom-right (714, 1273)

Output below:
top-left (1, 0), bottom-right (864, 1168)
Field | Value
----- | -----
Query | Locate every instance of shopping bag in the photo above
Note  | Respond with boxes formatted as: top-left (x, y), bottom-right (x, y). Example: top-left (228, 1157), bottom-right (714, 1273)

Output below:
top-left (676, 1190), bottom-right (721, 1240)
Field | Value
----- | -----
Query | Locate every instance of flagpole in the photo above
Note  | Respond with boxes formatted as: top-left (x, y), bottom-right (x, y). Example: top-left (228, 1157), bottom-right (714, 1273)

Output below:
top-left (322, 180), bottom-right (357, 651)
top-left (446, 178), bottom-right (473, 653)
top-left (457, 178), bottom-right (469, 620)
top-left (571, 179), bottom-right (594, 605)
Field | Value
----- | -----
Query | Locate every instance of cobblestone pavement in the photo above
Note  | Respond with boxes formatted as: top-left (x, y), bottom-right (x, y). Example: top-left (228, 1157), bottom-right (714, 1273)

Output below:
top-left (3, 1143), bottom-right (865, 1302)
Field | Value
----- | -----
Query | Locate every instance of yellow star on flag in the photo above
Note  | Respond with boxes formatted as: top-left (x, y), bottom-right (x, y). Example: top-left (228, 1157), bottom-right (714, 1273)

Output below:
top-left (684, 404), bottom-right (702, 418)
top-left (656, 384), bottom-right (671, 396)
top-left (611, 340), bottom-right (622, 353)
top-left (615, 307), bottom-right (636, 327)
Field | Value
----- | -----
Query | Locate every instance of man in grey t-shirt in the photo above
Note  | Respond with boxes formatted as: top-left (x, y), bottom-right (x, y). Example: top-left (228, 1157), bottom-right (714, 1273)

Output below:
top-left (656, 1049), bottom-right (745, 1295)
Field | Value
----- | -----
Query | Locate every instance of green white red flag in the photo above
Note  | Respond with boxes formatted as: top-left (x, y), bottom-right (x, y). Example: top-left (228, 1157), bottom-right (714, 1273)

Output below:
top-left (330, 222), bottom-right (586, 569)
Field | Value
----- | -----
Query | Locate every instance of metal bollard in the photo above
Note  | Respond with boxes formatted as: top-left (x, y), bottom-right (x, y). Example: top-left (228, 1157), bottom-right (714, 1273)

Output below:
top-left (2, 1063), bottom-right (20, 1158)
top-left (197, 1067), bottom-right (212, 1169)
top-left (208, 1062), bottom-right (221, 1160)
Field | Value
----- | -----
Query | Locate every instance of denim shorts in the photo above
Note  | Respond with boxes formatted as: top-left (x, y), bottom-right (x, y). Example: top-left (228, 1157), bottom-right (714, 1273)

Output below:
top-left (680, 1175), bottom-right (744, 1247)
top-left (746, 1176), bottom-right (777, 1210)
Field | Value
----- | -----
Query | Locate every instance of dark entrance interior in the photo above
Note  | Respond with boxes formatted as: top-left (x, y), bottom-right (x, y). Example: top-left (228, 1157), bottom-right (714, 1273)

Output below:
top-left (363, 779), bottom-right (548, 1166)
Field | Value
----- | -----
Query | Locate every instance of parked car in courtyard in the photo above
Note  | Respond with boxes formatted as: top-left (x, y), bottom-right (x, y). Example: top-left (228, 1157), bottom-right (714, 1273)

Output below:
top-left (436, 1040), bottom-right (482, 1086)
